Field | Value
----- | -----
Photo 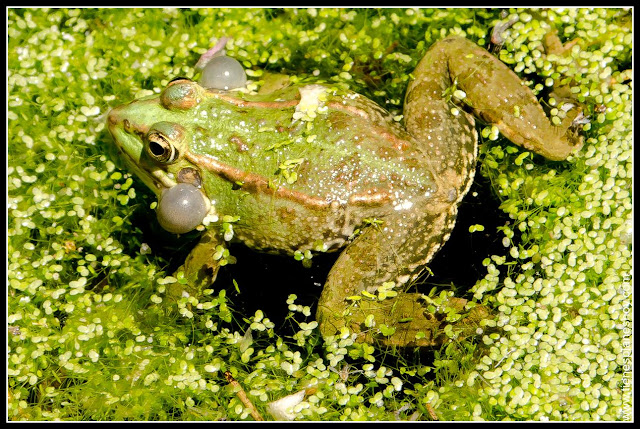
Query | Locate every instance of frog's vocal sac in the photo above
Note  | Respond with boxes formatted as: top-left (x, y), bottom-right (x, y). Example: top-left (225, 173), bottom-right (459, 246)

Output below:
top-left (108, 36), bottom-right (583, 348)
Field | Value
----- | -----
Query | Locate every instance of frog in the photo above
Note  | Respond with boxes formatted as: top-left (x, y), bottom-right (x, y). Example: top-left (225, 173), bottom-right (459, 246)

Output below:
top-left (107, 35), bottom-right (583, 347)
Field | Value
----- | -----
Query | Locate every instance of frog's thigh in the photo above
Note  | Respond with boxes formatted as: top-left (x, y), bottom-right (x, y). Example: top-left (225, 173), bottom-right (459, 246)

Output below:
top-left (317, 205), bottom-right (460, 347)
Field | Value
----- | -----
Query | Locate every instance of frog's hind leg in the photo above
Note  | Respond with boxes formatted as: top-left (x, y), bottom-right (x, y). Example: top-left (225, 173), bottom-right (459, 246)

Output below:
top-left (406, 35), bottom-right (583, 161)
top-left (316, 204), bottom-right (487, 347)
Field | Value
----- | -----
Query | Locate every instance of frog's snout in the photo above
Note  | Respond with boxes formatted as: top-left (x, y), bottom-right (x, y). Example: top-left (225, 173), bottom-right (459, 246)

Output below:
top-left (107, 103), bottom-right (147, 154)
top-left (107, 105), bottom-right (141, 164)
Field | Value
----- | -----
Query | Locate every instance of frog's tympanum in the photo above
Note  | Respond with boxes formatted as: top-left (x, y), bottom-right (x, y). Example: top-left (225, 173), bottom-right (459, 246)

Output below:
top-left (108, 36), bottom-right (583, 347)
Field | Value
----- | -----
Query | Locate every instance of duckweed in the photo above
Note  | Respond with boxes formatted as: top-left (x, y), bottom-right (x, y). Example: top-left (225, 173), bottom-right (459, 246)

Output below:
top-left (8, 7), bottom-right (632, 421)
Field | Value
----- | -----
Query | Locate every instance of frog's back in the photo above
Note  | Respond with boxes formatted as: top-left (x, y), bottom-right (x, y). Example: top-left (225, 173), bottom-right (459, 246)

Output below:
top-left (185, 83), bottom-right (437, 253)
top-left (190, 84), bottom-right (436, 212)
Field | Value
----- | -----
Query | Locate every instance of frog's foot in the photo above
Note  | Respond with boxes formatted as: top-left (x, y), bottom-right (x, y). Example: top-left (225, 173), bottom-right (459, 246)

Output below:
top-left (542, 29), bottom-right (582, 57)
top-left (195, 37), bottom-right (230, 71)
top-left (541, 31), bottom-right (590, 142)
top-left (551, 96), bottom-right (589, 144)
top-left (318, 292), bottom-right (489, 347)
top-left (316, 204), bottom-right (490, 348)
top-left (494, 95), bottom-right (585, 161)
top-left (490, 15), bottom-right (519, 46)
top-left (166, 230), bottom-right (225, 301)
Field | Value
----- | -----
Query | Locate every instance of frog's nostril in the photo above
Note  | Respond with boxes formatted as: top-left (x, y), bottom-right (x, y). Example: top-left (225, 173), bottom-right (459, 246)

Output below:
top-left (107, 107), bottom-right (135, 137)
top-left (107, 108), bottom-right (118, 126)
top-left (108, 106), bottom-right (127, 130)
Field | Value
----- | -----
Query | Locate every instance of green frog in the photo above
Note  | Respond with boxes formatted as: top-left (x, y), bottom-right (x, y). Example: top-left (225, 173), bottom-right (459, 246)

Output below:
top-left (108, 35), bottom-right (583, 347)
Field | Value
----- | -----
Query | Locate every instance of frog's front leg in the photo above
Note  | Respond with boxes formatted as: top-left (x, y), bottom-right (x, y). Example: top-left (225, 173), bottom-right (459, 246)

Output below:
top-left (317, 202), bottom-right (487, 347)
top-left (166, 229), bottom-right (226, 301)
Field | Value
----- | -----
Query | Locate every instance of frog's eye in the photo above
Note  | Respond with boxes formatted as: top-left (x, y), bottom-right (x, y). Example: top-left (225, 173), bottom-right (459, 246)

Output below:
top-left (157, 183), bottom-right (208, 234)
top-left (147, 132), bottom-right (178, 163)
top-left (145, 121), bottom-right (186, 164)
top-left (199, 56), bottom-right (247, 90)
top-left (145, 122), bottom-right (186, 164)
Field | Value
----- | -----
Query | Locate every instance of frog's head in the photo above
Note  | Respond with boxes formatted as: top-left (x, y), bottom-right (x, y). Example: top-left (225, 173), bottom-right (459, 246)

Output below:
top-left (107, 78), bottom-right (214, 234)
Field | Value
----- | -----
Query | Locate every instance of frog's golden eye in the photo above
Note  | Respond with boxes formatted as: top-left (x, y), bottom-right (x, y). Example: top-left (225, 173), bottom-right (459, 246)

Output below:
top-left (145, 122), bottom-right (186, 164)
top-left (146, 132), bottom-right (178, 163)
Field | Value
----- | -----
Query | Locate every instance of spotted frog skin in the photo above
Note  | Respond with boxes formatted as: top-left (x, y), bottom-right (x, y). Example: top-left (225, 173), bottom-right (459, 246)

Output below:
top-left (108, 36), bottom-right (583, 347)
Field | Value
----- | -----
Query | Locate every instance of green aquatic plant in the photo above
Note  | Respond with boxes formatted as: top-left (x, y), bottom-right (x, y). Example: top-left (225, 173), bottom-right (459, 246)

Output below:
top-left (8, 7), bottom-right (632, 421)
